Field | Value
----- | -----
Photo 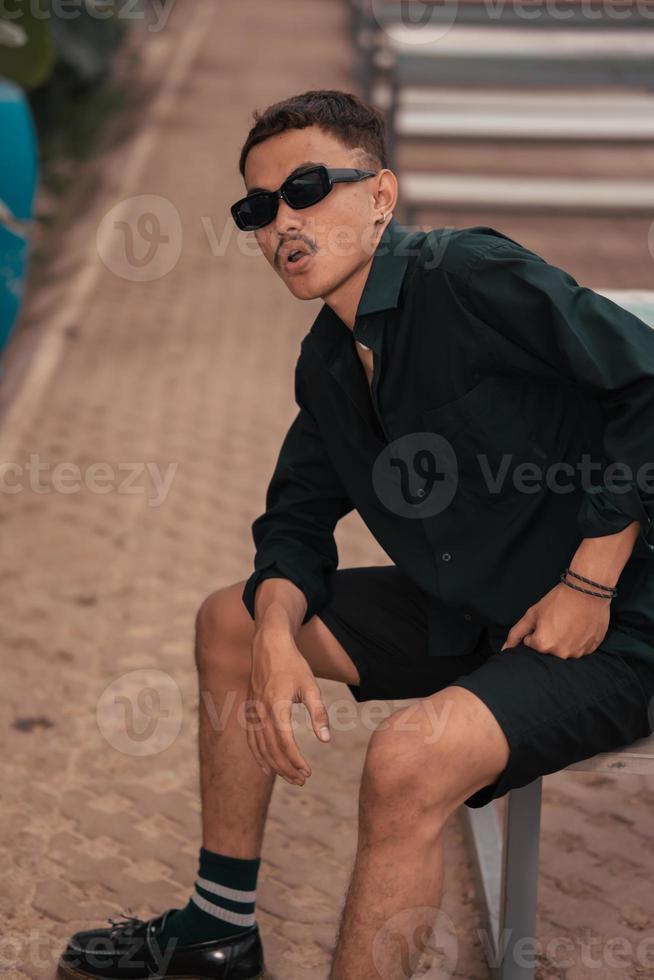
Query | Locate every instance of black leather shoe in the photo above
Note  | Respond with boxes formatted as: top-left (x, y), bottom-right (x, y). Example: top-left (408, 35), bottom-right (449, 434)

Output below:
top-left (57, 908), bottom-right (265, 979)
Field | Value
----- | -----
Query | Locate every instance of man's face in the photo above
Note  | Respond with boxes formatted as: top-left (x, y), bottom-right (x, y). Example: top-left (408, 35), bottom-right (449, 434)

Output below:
top-left (242, 126), bottom-right (382, 302)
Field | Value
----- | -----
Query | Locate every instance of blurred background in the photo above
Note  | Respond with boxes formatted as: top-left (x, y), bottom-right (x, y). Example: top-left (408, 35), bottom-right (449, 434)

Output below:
top-left (1, 2), bottom-right (653, 979)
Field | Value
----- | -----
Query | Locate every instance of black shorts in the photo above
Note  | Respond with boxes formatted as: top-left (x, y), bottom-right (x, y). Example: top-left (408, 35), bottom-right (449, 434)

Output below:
top-left (316, 565), bottom-right (654, 810)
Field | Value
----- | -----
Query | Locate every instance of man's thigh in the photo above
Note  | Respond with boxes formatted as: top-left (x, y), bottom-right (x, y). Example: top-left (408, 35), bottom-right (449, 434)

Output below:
top-left (452, 640), bottom-right (654, 808)
top-left (311, 565), bottom-right (654, 810)
top-left (314, 564), bottom-right (494, 703)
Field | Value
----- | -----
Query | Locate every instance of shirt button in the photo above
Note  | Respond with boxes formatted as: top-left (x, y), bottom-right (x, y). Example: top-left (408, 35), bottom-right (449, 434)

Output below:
top-left (441, 552), bottom-right (451, 562)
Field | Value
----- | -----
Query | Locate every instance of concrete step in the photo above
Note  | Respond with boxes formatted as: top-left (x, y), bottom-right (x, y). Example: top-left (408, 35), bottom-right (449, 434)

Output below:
top-left (383, 24), bottom-right (654, 87)
top-left (397, 87), bottom-right (654, 140)
top-left (389, 24), bottom-right (654, 57)
top-left (401, 171), bottom-right (654, 212)
top-left (371, 0), bottom-right (654, 28)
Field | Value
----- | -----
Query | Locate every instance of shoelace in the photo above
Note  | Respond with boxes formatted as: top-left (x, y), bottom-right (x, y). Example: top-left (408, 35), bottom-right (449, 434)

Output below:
top-left (106, 908), bottom-right (146, 940)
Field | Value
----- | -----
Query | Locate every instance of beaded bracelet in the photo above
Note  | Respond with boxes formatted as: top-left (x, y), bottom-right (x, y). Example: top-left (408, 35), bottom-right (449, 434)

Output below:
top-left (564, 566), bottom-right (618, 597)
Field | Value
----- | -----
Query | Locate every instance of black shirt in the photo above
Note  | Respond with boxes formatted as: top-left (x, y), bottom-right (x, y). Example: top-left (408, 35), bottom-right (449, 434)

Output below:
top-left (242, 218), bottom-right (654, 664)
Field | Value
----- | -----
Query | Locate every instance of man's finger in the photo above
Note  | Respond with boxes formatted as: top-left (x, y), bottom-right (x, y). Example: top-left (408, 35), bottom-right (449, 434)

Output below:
top-left (244, 695), bottom-right (270, 773)
top-left (274, 720), bottom-right (311, 779)
top-left (249, 699), bottom-right (285, 778)
top-left (500, 614), bottom-right (535, 651)
top-left (303, 683), bottom-right (331, 742)
top-left (263, 702), bottom-right (306, 783)
top-left (269, 698), bottom-right (312, 778)
top-left (246, 717), bottom-right (269, 773)
top-left (253, 725), bottom-right (275, 776)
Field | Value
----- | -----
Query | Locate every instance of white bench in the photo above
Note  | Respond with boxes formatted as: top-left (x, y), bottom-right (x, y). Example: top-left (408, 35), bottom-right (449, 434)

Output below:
top-left (465, 734), bottom-right (654, 980)
top-left (463, 290), bottom-right (654, 980)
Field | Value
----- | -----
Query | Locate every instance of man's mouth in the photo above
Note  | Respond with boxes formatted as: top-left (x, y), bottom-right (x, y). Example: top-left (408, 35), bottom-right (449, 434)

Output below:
top-left (282, 247), bottom-right (313, 272)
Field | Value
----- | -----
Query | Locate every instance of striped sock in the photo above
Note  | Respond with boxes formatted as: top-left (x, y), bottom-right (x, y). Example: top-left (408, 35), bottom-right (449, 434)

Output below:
top-left (159, 846), bottom-right (261, 945)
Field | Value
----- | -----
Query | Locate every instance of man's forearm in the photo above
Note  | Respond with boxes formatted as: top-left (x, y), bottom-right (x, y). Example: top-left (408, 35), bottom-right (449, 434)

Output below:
top-left (253, 577), bottom-right (308, 638)
top-left (568, 520), bottom-right (641, 588)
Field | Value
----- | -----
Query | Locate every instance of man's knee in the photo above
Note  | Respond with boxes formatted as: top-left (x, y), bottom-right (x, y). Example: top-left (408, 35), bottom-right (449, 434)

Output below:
top-left (361, 688), bottom-right (510, 822)
top-left (194, 580), bottom-right (252, 671)
top-left (361, 701), bottom-right (450, 819)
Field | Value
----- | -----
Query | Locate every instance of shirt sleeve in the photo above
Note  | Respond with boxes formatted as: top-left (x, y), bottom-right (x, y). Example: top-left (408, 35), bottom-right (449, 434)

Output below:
top-left (241, 364), bottom-right (354, 623)
top-left (461, 238), bottom-right (654, 560)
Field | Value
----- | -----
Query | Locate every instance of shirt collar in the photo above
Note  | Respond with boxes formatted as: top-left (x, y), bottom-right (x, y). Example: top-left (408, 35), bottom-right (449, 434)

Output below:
top-left (306, 217), bottom-right (414, 363)
top-left (355, 216), bottom-right (412, 319)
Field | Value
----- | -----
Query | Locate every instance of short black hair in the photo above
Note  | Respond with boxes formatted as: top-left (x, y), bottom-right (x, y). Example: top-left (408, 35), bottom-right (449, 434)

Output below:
top-left (239, 89), bottom-right (388, 177)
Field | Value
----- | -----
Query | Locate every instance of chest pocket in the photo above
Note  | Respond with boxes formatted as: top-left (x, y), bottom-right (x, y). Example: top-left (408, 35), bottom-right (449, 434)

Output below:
top-left (421, 375), bottom-right (554, 510)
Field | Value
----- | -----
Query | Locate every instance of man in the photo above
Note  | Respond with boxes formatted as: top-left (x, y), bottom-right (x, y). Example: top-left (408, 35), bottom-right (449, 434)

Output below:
top-left (60, 90), bottom-right (654, 980)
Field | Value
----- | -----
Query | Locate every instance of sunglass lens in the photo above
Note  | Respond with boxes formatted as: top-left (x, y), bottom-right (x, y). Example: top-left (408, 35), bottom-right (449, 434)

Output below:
top-left (234, 194), bottom-right (275, 230)
top-left (285, 169), bottom-right (329, 209)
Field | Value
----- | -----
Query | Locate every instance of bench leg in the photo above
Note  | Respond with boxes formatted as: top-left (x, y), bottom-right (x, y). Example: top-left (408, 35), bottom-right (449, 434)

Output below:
top-left (498, 777), bottom-right (542, 980)
top-left (462, 777), bottom-right (542, 980)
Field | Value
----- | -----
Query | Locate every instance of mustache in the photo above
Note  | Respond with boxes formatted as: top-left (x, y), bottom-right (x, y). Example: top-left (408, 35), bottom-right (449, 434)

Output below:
top-left (275, 236), bottom-right (317, 267)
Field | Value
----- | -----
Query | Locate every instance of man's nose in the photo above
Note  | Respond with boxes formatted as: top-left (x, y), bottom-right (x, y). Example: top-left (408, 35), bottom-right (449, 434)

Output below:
top-left (273, 197), bottom-right (302, 232)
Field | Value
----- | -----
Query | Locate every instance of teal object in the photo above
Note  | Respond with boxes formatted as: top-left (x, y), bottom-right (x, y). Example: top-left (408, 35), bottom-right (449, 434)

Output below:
top-left (0, 76), bottom-right (38, 355)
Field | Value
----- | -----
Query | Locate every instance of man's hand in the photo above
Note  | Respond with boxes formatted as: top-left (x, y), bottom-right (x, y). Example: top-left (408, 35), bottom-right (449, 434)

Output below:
top-left (500, 581), bottom-right (611, 659)
top-left (500, 522), bottom-right (642, 658)
top-left (247, 625), bottom-right (330, 785)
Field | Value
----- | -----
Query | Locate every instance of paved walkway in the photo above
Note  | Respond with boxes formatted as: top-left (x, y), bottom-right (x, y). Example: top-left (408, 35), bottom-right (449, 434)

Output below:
top-left (1, 2), bottom-right (654, 979)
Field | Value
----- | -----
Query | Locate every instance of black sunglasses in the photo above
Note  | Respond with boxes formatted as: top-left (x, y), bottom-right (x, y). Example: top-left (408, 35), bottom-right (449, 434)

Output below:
top-left (231, 165), bottom-right (377, 231)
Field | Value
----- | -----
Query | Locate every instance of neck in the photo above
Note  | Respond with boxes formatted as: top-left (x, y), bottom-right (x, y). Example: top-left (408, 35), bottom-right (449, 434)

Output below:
top-left (322, 222), bottom-right (385, 330)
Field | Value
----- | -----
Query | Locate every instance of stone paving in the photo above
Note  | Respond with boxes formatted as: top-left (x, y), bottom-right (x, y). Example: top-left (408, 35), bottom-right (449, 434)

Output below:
top-left (1, 2), bottom-right (654, 979)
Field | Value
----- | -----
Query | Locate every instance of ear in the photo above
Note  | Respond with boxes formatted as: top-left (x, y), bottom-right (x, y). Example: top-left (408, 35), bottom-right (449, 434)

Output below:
top-left (373, 168), bottom-right (398, 217)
